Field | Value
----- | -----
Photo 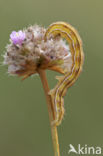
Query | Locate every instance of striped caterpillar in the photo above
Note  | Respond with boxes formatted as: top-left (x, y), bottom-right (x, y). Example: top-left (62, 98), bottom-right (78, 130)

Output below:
top-left (44, 22), bottom-right (84, 126)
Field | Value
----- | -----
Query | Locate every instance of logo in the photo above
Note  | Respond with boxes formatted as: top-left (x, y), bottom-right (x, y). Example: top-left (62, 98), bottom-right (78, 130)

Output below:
top-left (68, 144), bottom-right (102, 155)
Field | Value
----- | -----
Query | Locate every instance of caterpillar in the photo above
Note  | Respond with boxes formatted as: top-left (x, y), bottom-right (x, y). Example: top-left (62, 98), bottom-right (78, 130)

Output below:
top-left (44, 22), bottom-right (84, 126)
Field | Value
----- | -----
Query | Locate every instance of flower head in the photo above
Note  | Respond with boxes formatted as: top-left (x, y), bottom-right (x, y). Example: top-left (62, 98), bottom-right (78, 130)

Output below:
top-left (10, 30), bottom-right (26, 45)
top-left (4, 25), bottom-right (72, 79)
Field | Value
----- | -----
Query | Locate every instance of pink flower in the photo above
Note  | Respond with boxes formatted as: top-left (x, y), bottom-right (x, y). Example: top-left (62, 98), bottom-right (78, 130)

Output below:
top-left (10, 30), bottom-right (26, 45)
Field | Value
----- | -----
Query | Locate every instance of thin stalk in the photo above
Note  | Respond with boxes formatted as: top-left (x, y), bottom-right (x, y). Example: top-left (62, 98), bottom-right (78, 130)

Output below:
top-left (38, 69), bottom-right (60, 156)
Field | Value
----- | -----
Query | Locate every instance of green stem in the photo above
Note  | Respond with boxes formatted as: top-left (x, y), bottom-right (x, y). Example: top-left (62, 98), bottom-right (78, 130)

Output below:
top-left (38, 69), bottom-right (60, 156)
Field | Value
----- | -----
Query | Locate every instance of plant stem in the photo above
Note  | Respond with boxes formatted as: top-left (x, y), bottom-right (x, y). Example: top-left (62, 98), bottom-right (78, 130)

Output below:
top-left (38, 69), bottom-right (60, 156)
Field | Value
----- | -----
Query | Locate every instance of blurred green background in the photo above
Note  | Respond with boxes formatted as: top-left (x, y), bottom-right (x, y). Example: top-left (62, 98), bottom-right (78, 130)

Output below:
top-left (0, 0), bottom-right (103, 155)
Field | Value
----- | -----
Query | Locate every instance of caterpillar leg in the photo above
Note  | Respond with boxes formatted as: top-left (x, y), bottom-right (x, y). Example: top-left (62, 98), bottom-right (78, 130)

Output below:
top-left (51, 94), bottom-right (65, 126)
top-left (51, 106), bottom-right (64, 126)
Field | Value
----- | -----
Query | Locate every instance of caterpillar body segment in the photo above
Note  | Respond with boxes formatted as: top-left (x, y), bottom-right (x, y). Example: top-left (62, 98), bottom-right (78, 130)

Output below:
top-left (45, 22), bottom-right (84, 126)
